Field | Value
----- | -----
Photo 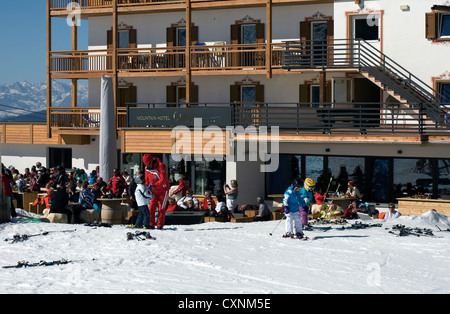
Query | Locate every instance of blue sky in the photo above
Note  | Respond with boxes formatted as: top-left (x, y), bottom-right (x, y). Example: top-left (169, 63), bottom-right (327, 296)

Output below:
top-left (0, 1), bottom-right (88, 84)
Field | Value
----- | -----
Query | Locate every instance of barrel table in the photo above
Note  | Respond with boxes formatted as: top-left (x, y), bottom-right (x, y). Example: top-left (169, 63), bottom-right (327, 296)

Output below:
top-left (99, 198), bottom-right (124, 225)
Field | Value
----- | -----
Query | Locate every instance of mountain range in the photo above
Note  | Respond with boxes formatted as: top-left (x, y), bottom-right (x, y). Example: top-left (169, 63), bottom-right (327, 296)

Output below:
top-left (0, 81), bottom-right (88, 122)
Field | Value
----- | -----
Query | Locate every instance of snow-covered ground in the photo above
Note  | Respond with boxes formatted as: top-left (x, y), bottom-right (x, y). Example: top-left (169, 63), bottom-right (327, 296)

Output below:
top-left (0, 210), bottom-right (449, 294)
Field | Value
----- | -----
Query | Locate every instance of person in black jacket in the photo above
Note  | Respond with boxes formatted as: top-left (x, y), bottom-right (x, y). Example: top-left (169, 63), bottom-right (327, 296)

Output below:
top-left (49, 185), bottom-right (71, 223)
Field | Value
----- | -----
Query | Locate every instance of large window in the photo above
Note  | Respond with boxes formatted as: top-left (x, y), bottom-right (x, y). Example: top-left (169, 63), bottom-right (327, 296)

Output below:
top-left (353, 15), bottom-right (380, 41)
top-left (49, 148), bottom-right (72, 170)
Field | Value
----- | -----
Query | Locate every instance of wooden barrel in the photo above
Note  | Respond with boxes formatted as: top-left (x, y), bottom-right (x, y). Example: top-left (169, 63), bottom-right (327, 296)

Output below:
top-left (100, 199), bottom-right (123, 225)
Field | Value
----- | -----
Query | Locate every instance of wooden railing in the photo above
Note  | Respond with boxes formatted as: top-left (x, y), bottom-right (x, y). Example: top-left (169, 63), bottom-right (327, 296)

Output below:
top-left (50, 0), bottom-right (266, 10)
top-left (50, 0), bottom-right (113, 10)
top-left (51, 50), bottom-right (113, 75)
top-left (49, 107), bottom-right (128, 130)
top-left (51, 44), bottom-right (284, 75)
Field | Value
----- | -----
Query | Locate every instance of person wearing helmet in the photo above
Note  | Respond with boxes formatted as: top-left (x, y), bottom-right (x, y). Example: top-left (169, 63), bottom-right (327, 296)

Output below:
top-left (282, 178), bottom-right (308, 239)
top-left (300, 178), bottom-right (315, 229)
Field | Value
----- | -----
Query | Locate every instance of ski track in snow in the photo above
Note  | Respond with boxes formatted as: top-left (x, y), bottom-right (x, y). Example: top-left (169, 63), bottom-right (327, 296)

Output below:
top-left (0, 210), bottom-right (450, 294)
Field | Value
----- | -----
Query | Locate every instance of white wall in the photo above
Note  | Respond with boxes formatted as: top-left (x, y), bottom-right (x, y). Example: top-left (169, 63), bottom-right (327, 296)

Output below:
top-left (1, 137), bottom-right (103, 174)
top-left (334, 0), bottom-right (450, 89)
top-left (88, 4), bottom-right (333, 49)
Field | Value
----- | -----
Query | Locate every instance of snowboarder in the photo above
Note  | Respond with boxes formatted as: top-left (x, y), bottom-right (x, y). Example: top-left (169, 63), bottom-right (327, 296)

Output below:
top-left (282, 178), bottom-right (308, 239)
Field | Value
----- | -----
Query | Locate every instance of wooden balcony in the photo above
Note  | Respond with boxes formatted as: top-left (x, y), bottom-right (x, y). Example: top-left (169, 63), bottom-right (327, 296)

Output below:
top-left (50, 50), bottom-right (113, 78)
top-left (50, 44), bottom-right (284, 78)
top-left (49, 0), bottom-right (331, 16)
top-left (49, 107), bottom-right (127, 135)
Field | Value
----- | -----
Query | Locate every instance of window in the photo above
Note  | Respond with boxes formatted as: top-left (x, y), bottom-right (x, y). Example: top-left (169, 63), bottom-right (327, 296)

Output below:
top-left (440, 14), bottom-right (450, 37)
top-left (107, 28), bottom-right (136, 49)
top-left (242, 24), bottom-right (257, 44)
top-left (167, 84), bottom-right (198, 107)
top-left (118, 30), bottom-right (130, 49)
top-left (241, 85), bottom-right (256, 103)
top-left (311, 85), bottom-right (320, 107)
top-left (299, 83), bottom-right (331, 107)
top-left (333, 79), bottom-right (352, 103)
top-left (437, 82), bottom-right (450, 104)
top-left (49, 148), bottom-right (72, 169)
top-left (353, 15), bottom-right (379, 41)
top-left (426, 12), bottom-right (450, 40)
top-left (311, 21), bottom-right (328, 65)
top-left (177, 27), bottom-right (186, 47)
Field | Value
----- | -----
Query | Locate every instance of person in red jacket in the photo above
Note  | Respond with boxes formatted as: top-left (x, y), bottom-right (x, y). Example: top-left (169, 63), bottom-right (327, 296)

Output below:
top-left (106, 169), bottom-right (127, 198)
top-left (171, 174), bottom-right (189, 198)
top-left (2, 171), bottom-right (14, 222)
top-left (144, 154), bottom-right (169, 229)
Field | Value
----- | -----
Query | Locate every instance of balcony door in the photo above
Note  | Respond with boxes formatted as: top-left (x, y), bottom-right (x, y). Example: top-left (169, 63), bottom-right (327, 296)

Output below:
top-left (167, 25), bottom-right (198, 68)
top-left (311, 21), bottom-right (328, 66)
top-left (230, 83), bottom-right (264, 126)
top-left (300, 19), bottom-right (333, 67)
top-left (231, 22), bottom-right (265, 67)
top-left (118, 85), bottom-right (137, 108)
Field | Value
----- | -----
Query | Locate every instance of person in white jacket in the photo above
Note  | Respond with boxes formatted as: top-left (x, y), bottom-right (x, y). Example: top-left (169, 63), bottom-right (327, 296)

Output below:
top-left (134, 173), bottom-right (154, 229)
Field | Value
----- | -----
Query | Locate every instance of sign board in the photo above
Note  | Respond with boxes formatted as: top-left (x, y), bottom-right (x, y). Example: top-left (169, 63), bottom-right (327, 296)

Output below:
top-left (128, 107), bottom-right (233, 128)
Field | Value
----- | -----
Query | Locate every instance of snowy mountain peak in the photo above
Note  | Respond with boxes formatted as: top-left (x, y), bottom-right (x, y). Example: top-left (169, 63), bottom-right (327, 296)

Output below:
top-left (0, 81), bottom-right (88, 122)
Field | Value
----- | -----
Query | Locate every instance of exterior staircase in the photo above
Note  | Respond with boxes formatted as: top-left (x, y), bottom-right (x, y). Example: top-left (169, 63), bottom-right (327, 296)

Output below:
top-left (282, 39), bottom-right (447, 124)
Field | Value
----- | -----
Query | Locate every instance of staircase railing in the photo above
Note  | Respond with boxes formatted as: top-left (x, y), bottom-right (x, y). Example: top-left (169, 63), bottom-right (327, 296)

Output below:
top-left (282, 39), bottom-right (447, 120)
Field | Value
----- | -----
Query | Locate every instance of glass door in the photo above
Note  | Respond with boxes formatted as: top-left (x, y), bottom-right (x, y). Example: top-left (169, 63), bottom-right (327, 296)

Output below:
top-left (311, 21), bottom-right (328, 66)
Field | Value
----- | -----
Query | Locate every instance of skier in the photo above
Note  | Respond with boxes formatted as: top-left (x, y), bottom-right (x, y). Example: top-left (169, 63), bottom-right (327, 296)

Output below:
top-left (282, 178), bottom-right (308, 239)
top-left (300, 178), bottom-right (315, 229)
top-left (143, 154), bottom-right (170, 229)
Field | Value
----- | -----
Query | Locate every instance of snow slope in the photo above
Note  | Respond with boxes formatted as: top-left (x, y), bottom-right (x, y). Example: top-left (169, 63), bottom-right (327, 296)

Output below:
top-left (0, 210), bottom-right (449, 294)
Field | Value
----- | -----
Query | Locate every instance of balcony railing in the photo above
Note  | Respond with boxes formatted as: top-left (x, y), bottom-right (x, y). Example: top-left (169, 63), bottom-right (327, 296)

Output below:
top-left (51, 44), bottom-right (284, 76)
top-left (49, 103), bottom-right (450, 136)
top-left (51, 50), bottom-right (113, 75)
top-left (50, 0), bottom-right (267, 10)
top-left (49, 107), bottom-right (127, 130)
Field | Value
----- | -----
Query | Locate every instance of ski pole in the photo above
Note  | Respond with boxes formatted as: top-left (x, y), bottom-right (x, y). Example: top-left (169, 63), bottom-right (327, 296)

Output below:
top-left (324, 174), bottom-right (333, 196)
top-left (269, 213), bottom-right (286, 236)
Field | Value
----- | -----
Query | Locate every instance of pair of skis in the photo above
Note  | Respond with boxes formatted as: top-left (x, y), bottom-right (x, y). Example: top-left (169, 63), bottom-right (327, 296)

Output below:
top-left (127, 231), bottom-right (155, 241)
top-left (3, 259), bottom-right (72, 269)
top-left (388, 224), bottom-right (439, 238)
top-left (4, 229), bottom-right (77, 244)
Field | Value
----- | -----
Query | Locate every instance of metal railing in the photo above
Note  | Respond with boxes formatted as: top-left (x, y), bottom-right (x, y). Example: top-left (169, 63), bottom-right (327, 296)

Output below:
top-left (283, 39), bottom-right (447, 121)
top-left (125, 102), bottom-right (450, 136)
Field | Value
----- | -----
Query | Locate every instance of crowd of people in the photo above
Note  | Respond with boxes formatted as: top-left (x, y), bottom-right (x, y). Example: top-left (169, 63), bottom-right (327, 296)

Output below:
top-left (282, 177), bottom-right (401, 239)
top-left (2, 157), bottom-right (402, 230)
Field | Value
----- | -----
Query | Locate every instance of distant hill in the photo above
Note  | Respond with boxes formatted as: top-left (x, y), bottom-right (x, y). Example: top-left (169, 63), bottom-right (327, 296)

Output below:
top-left (0, 81), bottom-right (88, 122)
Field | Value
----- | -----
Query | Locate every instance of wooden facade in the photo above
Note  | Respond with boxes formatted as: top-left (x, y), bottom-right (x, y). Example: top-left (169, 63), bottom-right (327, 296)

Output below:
top-left (0, 123), bottom-right (91, 145)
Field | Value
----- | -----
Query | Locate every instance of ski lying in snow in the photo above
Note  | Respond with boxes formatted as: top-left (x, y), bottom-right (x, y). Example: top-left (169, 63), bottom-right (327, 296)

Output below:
top-left (84, 222), bottom-right (112, 228)
top-left (127, 231), bottom-right (156, 241)
top-left (3, 259), bottom-right (72, 269)
top-left (4, 229), bottom-right (77, 244)
top-left (388, 224), bottom-right (442, 238)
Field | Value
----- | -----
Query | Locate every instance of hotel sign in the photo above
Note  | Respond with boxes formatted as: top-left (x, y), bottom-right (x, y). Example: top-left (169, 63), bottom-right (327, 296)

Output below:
top-left (127, 107), bottom-right (233, 128)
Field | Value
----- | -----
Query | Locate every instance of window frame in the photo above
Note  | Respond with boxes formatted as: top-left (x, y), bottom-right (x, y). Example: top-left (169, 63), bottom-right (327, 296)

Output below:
top-left (438, 13), bottom-right (450, 39)
top-left (352, 14), bottom-right (380, 41)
